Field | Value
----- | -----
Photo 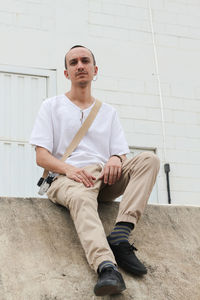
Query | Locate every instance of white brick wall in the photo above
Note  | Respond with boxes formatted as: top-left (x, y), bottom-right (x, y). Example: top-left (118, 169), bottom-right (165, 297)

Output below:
top-left (0, 0), bottom-right (200, 205)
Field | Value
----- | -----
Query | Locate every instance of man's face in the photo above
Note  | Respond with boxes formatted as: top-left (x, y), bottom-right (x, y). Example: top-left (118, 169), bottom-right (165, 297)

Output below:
top-left (64, 47), bottom-right (98, 86)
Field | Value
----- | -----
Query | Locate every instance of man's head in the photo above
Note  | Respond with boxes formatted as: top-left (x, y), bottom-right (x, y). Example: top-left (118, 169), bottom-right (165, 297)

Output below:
top-left (64, 45), bottom-right (98, 87)
top-left (64, 45), bottom-right (96, 70)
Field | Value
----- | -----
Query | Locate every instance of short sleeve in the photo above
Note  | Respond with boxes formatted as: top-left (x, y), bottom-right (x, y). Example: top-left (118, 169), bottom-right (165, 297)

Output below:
top-left (109, 111), bottom-right (130, 156)
top-left (29, 99), bottom-right (53, 153)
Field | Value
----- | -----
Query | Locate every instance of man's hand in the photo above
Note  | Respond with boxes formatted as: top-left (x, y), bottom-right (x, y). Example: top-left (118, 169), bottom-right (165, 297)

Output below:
top-left (65, 165), bottom-right (96, 187)
top-left (36, 146), bottom-right (96, 188)
top-left (99, 156), bottom-right (122, 185)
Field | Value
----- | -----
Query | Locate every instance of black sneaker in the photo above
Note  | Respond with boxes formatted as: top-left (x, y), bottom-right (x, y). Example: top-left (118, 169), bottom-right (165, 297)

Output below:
top-left (94, 266), bottom-right (126, 296)
top-left (108, 240), bottom-right (147, 276)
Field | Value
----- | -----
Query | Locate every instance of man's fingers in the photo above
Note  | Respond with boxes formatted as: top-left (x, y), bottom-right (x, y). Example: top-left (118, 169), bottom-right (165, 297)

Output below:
top-left (117, 167), bottom-right (122, 181)
top-left (103, 167), bottom-right (109, 184)
top-left (82, 170), bottom-right (96, 185)
top-left (108, 166), bottom-right (121, 185)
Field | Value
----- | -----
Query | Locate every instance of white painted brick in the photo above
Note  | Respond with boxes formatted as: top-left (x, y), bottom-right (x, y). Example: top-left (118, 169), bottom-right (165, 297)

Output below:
top-left (95, 76), bottom-right (118, 91)
top-left (183, 99), bottom-right (200, 112)
top-left (188, 149), bottom-right (200, 164)
top-left (88, 24), bottom-right (130, 41)
top-left (134, 119), bottom-right (162, 135)
top-left (146, 107), bottom-right (162, 121)
top-left (196, 113), bottom-right (200, 125)
top-left (147, 107), bottom-right (174, 122)
top-left (112, 27), bottom-right (131, 40)
top-left (152, 10), bottom-right (178, 25)
top-left (126, 6), bottom-right (149, 20)
top-left (128, 30), bottom-right (152, 44)
top-left (118, 78), bottom-right (145, 93)
top-left (101, 2), bottom-right (127, 17)
top-left (163, 97), bottom-right (184, 110)
top-left (171, 176), bottom-right (200, 192)
top-left (89, 0), bottom-right (102, 12)
top-left (164, 2), bottom-right (189, 14)
top-left (121, 118), bottom-right (135, 132)
top-left (180, 37), bottom-right (200, 50)
top-left (164, 109), bottom-right (174, 123)
top-left (144, 79), bottom-right (159, 95)
top-left (188, 4), bottom-right (200, 17)
top-left (26, 0), bottom-right (42, 3)
top-left (166, 149), bottom-right (188, 163)
top-left (116, 0), bottom-right (149, 8)
top-left (153, 22), bottom-right (189, 37)
top-left (126, 132), bottom-right (163, 148)
top-left (145, 80), bottom-right (171, 96)
top-left (171, 163), bottom-right (200, 178)
top-left (40, 17), bottom-right (55, 31)
top-left (163, 23), bottom-right (190, 37)
top-left (123, 17), bottom-right (150, 32)
top-left (157, 190), bottom-right (168, 204)
top-left (155, 33), bottom-right (180, 48)
top-left (174, 110), bottom-right (197, 125)
top-left (171, 83), bottom-right (194, 99)
top-left (0, 0), bottom-right (16, 13)
top-left (171, 191), bottom-right (200, 206)
top-left (21, 2), bottom-right (54, 18)
top-left (89, 12), bottom-right (115, 26)
top-left (165, 136), bottom-right (176, 149)
top-left (0, 11), bottom-right (14, 25)
top-left (188, 0), bottom-right (200, 5)
top-left (177, 14), bottom-right (200, 28)
top-left (17, 13), bottom-right (41, 29)
top-left (185, 125), bottom-right (200, 139)
top-left (95, 90), bottom-right (161, 108)
top-left (94, 90), bottom-right (134, 106)
top-left (149, 0), bottom-right (165, 9)
top-left (165, 123), bottom-right (187, 137)
top-left (175, 137), bottom-right (200, 151)
top-left (188, 27), bottom-right (200, 40)
top-left (194, 87), bottom-right (200, 99)
top-left (118, 105), bottom-right (147, 119)
top-left (134, 94), bottom-right (160, 108)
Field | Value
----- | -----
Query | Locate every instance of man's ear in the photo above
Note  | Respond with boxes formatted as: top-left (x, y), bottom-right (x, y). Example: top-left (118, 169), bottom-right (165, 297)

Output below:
top-left (64, 70), bottom-right (70, 79)
top-left (94, 66), bottom-right (98, 76)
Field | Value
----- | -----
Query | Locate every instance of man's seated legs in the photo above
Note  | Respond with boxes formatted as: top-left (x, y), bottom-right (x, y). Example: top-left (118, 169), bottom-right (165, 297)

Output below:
top-left (98, 152), bottom-right (160, 275)
top-left (47, 164), bottom-right (126, 296)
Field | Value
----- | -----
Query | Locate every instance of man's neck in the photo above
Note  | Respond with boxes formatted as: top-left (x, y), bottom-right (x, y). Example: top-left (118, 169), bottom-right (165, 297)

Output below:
top-left (65, 86), bottom-right (95, 109)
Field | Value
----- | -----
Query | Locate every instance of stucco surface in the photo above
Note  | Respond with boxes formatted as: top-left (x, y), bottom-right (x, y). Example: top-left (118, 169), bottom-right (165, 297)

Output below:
top-left (0, 198), bottom-right (199, 300)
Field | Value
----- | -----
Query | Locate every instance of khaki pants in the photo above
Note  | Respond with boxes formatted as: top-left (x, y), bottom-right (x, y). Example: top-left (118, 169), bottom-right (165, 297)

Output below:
top-left (47, 152), bottom-right (160, 272)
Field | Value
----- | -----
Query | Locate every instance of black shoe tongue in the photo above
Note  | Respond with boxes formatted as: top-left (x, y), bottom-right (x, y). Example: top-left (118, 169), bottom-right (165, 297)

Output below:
top-left (118, 241), bottom-right (130, 246)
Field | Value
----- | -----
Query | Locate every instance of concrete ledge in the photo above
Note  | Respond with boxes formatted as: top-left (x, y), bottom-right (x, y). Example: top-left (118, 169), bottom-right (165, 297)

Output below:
top-left (0, 198), bottom-right (200, 300)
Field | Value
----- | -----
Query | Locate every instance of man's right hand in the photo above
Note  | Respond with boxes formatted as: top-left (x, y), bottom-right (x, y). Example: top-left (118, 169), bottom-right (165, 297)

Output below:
top-left (36, 146), bottom-right (96, 188)
top-left (65, 165), bottom-right (96, 187)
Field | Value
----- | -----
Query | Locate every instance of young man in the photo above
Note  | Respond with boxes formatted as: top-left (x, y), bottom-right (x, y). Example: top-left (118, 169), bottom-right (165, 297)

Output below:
top-left (30, 45), bottom-right (160, 296)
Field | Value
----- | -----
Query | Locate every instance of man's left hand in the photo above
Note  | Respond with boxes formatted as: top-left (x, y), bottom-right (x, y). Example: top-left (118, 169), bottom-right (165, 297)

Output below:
top-left (99, 156), bottom-right (122, 185)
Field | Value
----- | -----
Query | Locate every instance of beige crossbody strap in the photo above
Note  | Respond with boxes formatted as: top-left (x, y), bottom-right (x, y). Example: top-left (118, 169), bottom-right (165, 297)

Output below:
top-left (42, 99), bottom-right (102, 179)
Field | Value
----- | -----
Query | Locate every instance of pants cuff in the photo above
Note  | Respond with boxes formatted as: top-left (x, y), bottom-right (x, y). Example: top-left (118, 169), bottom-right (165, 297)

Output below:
top-left (116, 214), bottom-right (137, 226)
top-left (94, 255), bottom-right (116, 273)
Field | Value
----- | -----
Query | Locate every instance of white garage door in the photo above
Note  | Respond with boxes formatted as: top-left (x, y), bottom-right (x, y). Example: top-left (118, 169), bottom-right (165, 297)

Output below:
top-left (0, 66), bottom-right (56, 197)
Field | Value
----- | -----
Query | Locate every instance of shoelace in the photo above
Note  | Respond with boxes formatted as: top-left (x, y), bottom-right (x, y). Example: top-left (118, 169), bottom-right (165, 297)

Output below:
top-left (130, 243), bottom-right (138, 252)
top-left (122, 243), bottom-right (138, 255)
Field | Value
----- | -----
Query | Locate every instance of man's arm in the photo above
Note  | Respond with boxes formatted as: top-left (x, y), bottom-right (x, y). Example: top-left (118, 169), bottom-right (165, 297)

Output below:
top-left (36, 146), bottom-right (96, 187)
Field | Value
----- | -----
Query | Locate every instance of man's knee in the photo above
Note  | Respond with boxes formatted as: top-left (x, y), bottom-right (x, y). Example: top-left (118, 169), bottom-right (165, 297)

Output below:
top-left (137, 151), bottom-right (160, 170)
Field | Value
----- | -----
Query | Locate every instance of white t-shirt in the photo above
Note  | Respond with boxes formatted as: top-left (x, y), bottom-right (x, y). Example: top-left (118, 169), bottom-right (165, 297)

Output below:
top-left (30, 94), bottom-right (130, 168)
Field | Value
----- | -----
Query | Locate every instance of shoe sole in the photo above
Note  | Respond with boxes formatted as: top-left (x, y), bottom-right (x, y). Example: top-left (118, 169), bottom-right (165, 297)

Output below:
top-left (118, 260), bottom-right (147, 276)
top-left (94, 283), bottom-right (126, 296)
